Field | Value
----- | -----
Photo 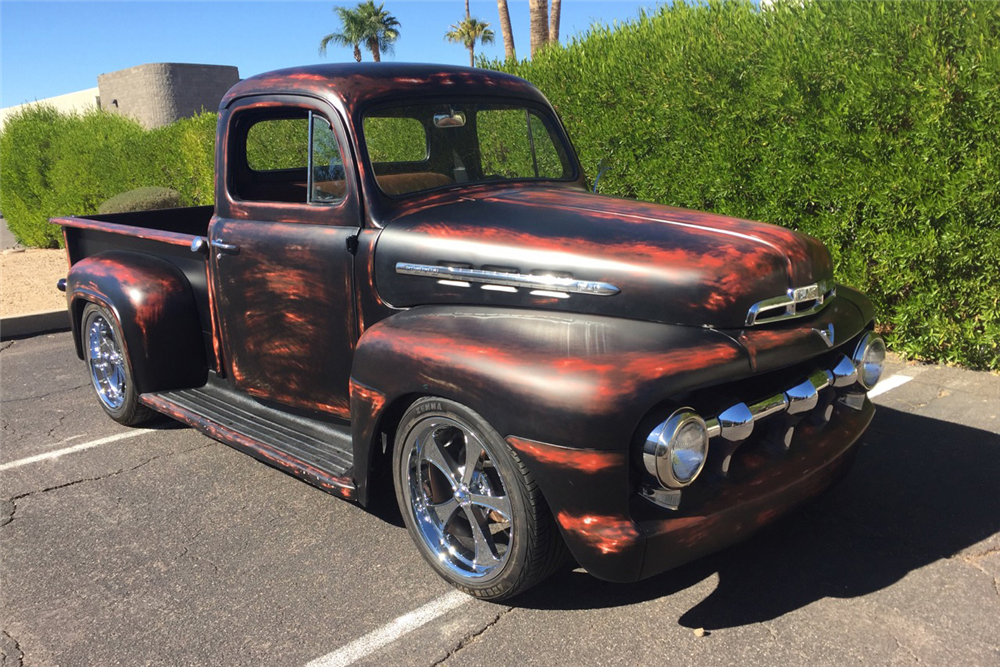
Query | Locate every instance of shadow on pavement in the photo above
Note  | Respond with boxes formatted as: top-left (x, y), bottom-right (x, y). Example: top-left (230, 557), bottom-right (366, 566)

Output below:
top-left (514, 407), bottom-right (1000, 628)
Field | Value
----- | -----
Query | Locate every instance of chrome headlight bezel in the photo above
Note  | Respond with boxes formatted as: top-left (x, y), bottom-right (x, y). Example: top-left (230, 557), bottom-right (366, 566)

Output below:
top-left (642, 409), bottom-right (709, 489)
top-left (852, 332), bottom-right (886, 390)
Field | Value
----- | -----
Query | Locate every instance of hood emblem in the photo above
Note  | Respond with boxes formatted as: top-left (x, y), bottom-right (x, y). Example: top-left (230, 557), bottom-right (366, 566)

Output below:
top-left (814, 323), bottom-right (835, 347)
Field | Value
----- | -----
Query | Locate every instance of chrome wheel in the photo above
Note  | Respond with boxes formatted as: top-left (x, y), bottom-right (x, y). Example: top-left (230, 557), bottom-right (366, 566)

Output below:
top-left (87, 313), bottom-right (127, 410)
top-left (402, 416), bottom-right (514, 583)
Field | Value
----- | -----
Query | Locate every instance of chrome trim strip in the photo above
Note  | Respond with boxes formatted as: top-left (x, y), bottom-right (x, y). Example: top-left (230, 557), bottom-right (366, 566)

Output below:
top-left (746, 280), bottom-right (836, 326)
top-left (395, 262), bottom-right (621, 296)
top-left (707, 356), bottom-right (854, 441)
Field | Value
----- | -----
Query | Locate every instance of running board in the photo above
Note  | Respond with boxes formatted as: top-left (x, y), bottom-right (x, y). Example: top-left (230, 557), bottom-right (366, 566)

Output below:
top-left (140, 380), bottom-right (356, 500)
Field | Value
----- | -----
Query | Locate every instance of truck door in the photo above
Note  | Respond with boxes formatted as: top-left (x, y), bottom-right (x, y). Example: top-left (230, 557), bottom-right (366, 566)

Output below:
top-left (209, 98), bottom-right (361, 419)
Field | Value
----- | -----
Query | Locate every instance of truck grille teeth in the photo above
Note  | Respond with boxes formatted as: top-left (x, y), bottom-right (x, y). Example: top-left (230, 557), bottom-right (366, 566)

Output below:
top-left (705, 354), bottom-right (859, 443)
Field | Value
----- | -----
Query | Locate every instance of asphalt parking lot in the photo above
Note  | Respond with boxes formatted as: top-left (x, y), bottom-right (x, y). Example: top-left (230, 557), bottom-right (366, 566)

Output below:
top-left (1, 332), bottom-right (998, 666)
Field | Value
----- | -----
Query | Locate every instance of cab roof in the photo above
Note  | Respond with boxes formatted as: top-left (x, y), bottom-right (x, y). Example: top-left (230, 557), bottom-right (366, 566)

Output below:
top-left (220, 63), bottom-right (547, 117)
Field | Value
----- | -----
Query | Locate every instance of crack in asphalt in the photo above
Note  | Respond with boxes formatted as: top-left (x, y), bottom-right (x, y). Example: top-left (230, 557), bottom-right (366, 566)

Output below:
top-left (44, 413), bottom-right (68, 440)
top-left (176, 526), bottom-right (222, 575)
top-left (890, 633), bottom-right (922, 664)
top-left (0, 629), bottom-right (24, 667)
top-left (953, 547), bottom-right (1000, 601)
top-left (432, 604), bottom-right (513, 666)
top-left (763, 622), bottom-right (811, 662)
top-left (1, 443), bottom-right (215, 526)
top-left (0, 340), bottom-right (14, 354)
top-left (1, 382), bottom-right (89, 405)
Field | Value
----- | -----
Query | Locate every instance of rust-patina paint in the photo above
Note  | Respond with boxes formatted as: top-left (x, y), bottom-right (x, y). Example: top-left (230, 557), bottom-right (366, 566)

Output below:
top-left (50, 63), bottom-right (881, 586)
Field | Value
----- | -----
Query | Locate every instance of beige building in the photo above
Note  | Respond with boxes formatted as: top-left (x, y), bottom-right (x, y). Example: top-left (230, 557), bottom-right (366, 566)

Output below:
top-left (97, 63), bottom-right (240, 129)
top-left (0, 87), bottom-right (100, 128)
top-left (1, 62), bottom-right (240, 130)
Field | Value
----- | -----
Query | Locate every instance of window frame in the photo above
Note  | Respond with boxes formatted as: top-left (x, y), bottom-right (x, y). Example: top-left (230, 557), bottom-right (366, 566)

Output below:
top-left (220, 95), bottom-right (358, 227)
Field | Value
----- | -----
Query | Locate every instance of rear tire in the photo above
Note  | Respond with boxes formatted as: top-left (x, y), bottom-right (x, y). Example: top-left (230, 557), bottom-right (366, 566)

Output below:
top-left (393, 397), bottom-right (566, 600)
top-left (81, 303), bottom-right (155, 426)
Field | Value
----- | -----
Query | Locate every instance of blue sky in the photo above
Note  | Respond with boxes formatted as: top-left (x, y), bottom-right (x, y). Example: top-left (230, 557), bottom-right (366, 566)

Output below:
top-left (1, 1), bottom-right (665, 108)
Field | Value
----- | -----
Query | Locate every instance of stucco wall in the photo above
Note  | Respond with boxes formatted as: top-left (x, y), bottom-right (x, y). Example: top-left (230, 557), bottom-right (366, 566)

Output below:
top-left (0, 88), bottom-right (100, 128)
top-left (97, 63), bottom-right (239, 128)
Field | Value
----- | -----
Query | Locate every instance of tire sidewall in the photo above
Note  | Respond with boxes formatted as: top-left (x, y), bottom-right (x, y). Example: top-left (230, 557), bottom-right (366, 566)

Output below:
top-left (392, 397), bottom-right (533, 599)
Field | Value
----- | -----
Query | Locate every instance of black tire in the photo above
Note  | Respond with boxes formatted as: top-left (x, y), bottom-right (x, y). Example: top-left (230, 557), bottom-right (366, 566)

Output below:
top-left (81, 303), bottom-right (155, 426)
top-left (393, 397), bottom-right (567, 601)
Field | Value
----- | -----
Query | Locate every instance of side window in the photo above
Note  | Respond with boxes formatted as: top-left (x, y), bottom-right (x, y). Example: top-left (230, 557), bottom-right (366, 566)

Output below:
top-left (478, 109), bottom-right (564, 180)
top-left (246, 117), bottom-right (309, 172)
top-left (234, 108), bottom-right (346, 205)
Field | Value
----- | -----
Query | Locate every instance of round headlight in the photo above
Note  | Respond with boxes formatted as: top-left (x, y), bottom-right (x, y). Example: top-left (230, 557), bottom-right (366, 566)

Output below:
top-left (642, 409), bottom-right (709, 489)
top-left (853, 333), bottom-right (886, 390)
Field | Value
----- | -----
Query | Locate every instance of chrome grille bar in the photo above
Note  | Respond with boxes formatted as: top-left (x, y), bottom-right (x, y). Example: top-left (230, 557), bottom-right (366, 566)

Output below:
top-left (705, 355), bottom-right (859, 441)
top-left (395, 262), bottom-right (621, 296)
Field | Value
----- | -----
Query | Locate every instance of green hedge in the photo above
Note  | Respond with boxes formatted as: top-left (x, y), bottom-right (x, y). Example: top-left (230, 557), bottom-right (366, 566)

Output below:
top-left (1, 0), bottom-right (997, 369)
top-left (492, 0), bottom-right (1000, 370)
top-left (0, 107), bottom-right (217, 247)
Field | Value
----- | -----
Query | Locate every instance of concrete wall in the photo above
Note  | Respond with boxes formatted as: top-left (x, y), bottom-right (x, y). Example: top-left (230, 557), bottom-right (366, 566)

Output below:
top-left (97, 63), bottom-right (239, 129)
top-left (0, 88), bottom-right (100, 129)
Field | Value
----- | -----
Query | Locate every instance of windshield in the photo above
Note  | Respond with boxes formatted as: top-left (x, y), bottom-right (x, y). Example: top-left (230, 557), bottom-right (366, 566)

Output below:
top-left (361, 99), bottom-right (576, 197)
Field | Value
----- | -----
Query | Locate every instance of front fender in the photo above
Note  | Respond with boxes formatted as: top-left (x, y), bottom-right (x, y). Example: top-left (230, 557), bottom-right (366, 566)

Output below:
top-left (349, 305), bottom-right (749, 505)
top-left (68, 251), bottom-right (207, 394)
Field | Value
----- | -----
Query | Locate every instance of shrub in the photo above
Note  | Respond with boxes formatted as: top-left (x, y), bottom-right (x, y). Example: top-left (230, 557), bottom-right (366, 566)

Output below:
top-left (98, 186), bottom-right (181, 214)
top-left (491, 0), bottom-right (1000, 369)
top-left (1, 1), bottom-right (996, 369)
top-left (0, 108), bottom-right (217, 247)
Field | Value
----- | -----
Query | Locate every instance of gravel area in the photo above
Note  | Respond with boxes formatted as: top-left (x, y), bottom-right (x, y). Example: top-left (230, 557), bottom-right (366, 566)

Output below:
top-left (0, 249), bottom-right (68, 317)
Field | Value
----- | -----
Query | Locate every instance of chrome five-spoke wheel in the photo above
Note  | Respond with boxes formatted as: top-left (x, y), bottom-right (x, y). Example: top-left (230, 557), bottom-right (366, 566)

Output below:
top-left (404, 416), bottom-right (513, 580)
top-left (393, 397), bottom-right (567, 600)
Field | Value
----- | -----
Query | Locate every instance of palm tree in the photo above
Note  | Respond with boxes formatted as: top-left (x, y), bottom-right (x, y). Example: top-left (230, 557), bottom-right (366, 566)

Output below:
top-left (356, 0), bottom-right (401, 63)
top-left (497, 0), bottom-right (516, 61)
top-left (319, 5), bottom-right (366, 62)
top-left (549, 0), bottom-right (561, 45)
top-left (445, 17), bottom-right (495, 68)
top-left (529, 0), bottom-right (549, 58)
top-left (319, 1), bottom-right (400, 63)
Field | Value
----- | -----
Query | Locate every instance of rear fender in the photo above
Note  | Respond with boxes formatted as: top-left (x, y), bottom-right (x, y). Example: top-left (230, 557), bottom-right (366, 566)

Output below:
top-left (68, 251), bottom-right (207, 394)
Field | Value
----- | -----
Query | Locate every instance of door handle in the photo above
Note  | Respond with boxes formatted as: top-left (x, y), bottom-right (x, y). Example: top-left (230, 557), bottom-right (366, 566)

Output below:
top-left (210, 239), bottom-right (240, 255)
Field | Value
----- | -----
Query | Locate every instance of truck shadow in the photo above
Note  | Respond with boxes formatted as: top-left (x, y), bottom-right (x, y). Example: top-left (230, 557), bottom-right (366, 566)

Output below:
top-left (515, 407), bottom-right (1000, 628)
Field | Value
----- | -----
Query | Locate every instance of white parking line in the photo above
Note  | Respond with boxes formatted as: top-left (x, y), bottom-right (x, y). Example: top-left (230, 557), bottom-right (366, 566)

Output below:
top-left (0, 429), bottom-right (156, 471)
top-left (304, 591), bottom-right (473, 667)
top-left (868, 374), bottom-right (913, 398)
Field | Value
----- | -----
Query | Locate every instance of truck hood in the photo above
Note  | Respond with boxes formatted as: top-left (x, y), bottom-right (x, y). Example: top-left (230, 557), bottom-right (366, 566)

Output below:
top-left (373, 188), bottom-right (833, 329)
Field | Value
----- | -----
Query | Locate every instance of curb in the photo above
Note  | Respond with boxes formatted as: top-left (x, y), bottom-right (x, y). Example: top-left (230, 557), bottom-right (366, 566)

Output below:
top-left (0, 310), bottom-right (71, 341)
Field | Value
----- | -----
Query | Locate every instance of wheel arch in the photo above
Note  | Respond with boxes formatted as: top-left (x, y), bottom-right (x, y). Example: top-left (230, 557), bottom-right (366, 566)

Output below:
top-left (68, 251), bottom-right (208, 394)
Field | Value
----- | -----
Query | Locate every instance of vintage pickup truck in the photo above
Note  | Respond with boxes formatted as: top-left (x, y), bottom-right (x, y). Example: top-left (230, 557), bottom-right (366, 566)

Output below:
top-left (54, 63), bottom-right (885, 601)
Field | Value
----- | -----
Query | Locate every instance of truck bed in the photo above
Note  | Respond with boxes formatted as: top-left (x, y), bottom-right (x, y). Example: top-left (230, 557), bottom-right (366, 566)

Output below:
top-left (55, 205), bottom-right (213, 252)
top-left (55, 205), bottom-right (215, 365)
